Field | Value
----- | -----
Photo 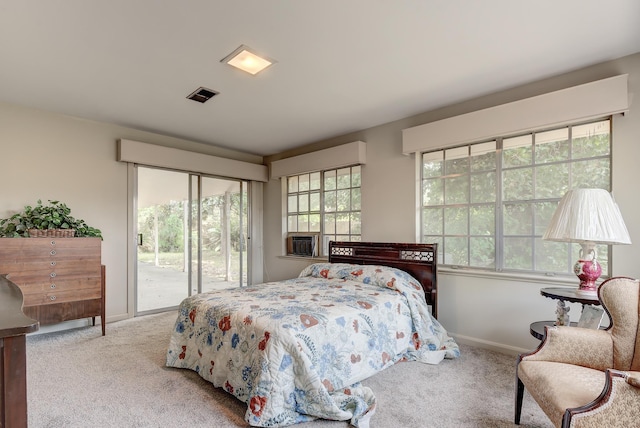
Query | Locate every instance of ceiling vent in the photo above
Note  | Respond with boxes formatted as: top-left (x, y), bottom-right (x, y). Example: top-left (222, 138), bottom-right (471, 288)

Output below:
top-left (187, 87), bottom-right (219, 103)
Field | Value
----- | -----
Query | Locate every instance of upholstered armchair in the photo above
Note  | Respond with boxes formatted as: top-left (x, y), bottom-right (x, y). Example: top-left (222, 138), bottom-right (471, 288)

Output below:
top-left (515, 277), bottom-right (640, 428)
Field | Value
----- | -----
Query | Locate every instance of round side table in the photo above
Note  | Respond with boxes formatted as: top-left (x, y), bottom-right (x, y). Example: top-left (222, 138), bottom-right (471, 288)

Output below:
top-left (530, 287), bottom-right (601, 340)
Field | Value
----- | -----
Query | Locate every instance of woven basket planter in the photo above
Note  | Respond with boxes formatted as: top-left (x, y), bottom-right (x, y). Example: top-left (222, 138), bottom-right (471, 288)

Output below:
top-left (28, 229), bottom-right (76, 238)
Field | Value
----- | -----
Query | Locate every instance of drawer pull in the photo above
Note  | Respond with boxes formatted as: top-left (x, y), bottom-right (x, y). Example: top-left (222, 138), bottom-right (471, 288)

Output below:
top-left (50, 240), bottom-right (56, 246)
top-left (50, 261), bottom-right (56, 266)
top-left (50, 250), bottom-right (57, 255)
top-left (50, 272), bottom-right (57, 278)
top-left (50, 283), bottom-right (56, 289)
top-left (50, 295), bottom-right (57, 301)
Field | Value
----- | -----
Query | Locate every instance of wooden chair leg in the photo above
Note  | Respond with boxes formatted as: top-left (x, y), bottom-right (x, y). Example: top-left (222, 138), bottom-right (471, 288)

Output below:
top-left (515, 375), bottom-right (525, 424)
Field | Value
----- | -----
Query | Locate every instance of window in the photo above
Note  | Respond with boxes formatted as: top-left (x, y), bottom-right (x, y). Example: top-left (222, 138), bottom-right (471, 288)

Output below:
top-left (287, 166), bottom-right (361, 256)
top-left (421, 118), bottom-right (612, 276)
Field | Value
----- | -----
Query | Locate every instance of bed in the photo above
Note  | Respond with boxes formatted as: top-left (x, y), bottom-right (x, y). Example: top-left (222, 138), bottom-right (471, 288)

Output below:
top-left (166, 241), bottom-right (459, 427)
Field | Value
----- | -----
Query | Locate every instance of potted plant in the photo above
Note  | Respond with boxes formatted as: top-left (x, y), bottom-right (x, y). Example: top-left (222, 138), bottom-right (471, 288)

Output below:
top-left (0, 199), bottom-right (102, 238)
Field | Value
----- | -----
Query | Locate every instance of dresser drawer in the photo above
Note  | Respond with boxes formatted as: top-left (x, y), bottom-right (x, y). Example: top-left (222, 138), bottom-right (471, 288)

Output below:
top-left (18, 277), bottom-right (100, 295)
top-left (0, 238), bottom-right (101, 261)
top-left (23, 287), bottom-right (102, 306)
top-left (0, 262), bottom-right (101, 286)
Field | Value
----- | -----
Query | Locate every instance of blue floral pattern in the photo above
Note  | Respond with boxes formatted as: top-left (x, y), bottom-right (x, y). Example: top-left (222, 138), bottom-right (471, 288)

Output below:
top-left (166, 263), bottom-right (459, 427)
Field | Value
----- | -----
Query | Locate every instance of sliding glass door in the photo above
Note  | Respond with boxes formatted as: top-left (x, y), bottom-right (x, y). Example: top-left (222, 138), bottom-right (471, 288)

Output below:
top-left (193, 176), bottom-right (248, 294)
top-left (136, 166), bottom-right (247, 314)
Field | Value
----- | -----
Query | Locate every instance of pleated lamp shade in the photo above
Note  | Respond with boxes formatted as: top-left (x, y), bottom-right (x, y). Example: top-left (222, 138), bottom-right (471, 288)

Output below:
top-left (543, 188), bottom-right (631, 245)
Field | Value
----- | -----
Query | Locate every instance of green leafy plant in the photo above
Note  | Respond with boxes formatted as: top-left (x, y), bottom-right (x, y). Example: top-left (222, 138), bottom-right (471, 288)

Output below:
top-left (0, 199), bottom-right (102, 238)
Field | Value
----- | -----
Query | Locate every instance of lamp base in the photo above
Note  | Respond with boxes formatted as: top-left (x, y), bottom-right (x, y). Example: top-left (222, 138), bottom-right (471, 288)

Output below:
top-left (573, 256), bottom-right (601, 295)
top-left (575, 286), bottom-right (598, 296)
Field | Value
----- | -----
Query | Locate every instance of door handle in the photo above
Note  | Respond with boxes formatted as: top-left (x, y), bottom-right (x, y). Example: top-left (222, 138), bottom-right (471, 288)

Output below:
top-left (138, 233), bottom-right (143, 246)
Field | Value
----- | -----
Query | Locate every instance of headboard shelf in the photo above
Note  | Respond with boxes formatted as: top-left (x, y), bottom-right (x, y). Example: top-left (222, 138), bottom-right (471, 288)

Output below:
top-left (328, 241), bottom-right (438, 318)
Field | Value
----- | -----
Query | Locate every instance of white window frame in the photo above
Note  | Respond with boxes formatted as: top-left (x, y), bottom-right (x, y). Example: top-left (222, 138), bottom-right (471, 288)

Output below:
top-left (284, 165), bottom-right (362, 257)
top-left (420, 117), bottom-right (613, 278)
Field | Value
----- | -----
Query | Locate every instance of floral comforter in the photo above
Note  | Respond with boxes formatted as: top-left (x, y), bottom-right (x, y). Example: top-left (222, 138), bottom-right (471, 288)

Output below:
top-left (166, 263), bottom-right (459, 427)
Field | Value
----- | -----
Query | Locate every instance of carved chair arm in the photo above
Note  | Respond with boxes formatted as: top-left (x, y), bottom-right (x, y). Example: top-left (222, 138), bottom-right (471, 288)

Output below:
top-left (521, 325), bottom-right (613, 370)
top-left (626, 371), bottom-right (640, 388)
top-left (565, 369), bottom-right (640, 428)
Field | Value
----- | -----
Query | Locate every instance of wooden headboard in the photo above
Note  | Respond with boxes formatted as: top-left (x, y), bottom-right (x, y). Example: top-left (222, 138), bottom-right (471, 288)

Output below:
top-left (328, 241), bottom-right (438, 318)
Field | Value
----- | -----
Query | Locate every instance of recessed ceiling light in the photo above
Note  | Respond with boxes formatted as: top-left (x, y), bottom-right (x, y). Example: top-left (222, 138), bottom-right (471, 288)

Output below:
top-left (221, 45), bottom-right (275, 76)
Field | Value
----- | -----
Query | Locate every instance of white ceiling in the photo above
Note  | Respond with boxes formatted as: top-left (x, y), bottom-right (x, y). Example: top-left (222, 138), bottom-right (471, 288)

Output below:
top-left (1, 1), bottom-right (639, 157)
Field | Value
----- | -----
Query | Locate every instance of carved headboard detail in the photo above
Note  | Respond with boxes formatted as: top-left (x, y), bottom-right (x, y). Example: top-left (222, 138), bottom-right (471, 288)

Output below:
top-left (328, 241), bottom-right (438, 318)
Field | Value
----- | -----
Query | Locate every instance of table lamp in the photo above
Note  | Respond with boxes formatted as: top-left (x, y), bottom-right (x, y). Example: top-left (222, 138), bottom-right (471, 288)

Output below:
top-left (542, 188), bottom-right (631, 294)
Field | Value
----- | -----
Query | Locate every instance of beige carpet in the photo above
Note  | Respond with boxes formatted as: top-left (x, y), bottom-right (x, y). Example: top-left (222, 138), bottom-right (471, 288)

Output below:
top-left (26, 312), bottom-right (552, 428)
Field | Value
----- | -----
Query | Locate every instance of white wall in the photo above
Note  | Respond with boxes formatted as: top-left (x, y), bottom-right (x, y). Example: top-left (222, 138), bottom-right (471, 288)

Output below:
top-left (0, 103), bottom-right (262, 324)
top-left (3, 52), bottom-right (639, 353)
top-left (263, 52), bottom-right (640, 354)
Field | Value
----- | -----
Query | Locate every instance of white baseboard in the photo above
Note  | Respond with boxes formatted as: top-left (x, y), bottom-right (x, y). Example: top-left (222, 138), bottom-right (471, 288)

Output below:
top-left (28, 318), bottom-right (95, 336)
top-left (106, 313), bottom-right (131, 323)
top-left (28, 313), bottom-right (132, 336)
top-left (451, 333), bottom-right (532, 356)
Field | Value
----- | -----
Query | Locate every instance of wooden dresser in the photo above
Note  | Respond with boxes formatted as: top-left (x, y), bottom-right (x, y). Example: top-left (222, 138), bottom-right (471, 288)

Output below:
top-left (0, 238), bottom-right (105, 335)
